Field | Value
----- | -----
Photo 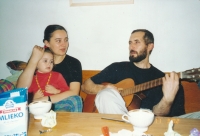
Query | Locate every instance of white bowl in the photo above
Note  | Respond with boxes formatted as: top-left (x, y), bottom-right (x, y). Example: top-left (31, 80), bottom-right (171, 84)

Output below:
top-left (29, 100), bottom-right (52, 119)
top-left (122, 109), bottom-right (154, 133)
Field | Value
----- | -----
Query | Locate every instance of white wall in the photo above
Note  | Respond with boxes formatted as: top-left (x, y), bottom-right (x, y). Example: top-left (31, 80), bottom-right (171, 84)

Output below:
top-left (0, 0), bottom-right (200, 79)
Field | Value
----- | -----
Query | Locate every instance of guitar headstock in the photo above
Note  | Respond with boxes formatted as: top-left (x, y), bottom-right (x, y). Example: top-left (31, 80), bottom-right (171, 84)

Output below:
top-left (180, 68), bottom-right (200, 82)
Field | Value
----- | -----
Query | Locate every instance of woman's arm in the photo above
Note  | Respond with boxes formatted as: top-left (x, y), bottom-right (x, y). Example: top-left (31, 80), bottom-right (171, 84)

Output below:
top-left (16, 45), bottom-right (44, 88)
top-left (34, 81), bottom-right (81, 103)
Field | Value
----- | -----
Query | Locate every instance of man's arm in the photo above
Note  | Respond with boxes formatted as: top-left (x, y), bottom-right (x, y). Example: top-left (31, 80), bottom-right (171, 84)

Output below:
top-left (152, 72), bottom-right (179, 116)
top-left (81, 78), bottom-right (106, 94)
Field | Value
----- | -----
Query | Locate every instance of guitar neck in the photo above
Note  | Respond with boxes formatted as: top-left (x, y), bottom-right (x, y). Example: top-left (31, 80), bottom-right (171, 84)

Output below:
top-left (120, 78), bottom-right (163, 97)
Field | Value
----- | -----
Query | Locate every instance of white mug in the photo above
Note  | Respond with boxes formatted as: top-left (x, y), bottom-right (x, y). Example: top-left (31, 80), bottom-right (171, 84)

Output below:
top-left (122, 109), bottom-right (154, 133)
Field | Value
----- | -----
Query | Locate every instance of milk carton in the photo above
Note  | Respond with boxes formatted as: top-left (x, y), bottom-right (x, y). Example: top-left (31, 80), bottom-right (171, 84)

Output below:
top-left (0, 88), bottom-right (28, 136)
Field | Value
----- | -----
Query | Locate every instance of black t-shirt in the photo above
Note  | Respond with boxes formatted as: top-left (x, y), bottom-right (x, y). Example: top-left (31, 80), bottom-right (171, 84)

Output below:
top-left (91, 61), bottom-right (185, 116)
top-left (53, 55), bottom-right (82, 86)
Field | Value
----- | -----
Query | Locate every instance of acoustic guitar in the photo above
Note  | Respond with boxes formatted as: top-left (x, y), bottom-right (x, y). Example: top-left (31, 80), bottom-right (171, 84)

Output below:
top-left (82, 68), bottom-right (200, 112)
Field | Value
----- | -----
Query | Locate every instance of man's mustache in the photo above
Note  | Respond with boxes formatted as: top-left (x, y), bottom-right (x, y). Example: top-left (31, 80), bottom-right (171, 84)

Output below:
top-left (130, 50), bottom-right (137, 54)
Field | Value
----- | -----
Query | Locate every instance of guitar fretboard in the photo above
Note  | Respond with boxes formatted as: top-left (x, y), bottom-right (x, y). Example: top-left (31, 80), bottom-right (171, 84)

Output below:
top-left (120, 78), bottom-right (163, 97)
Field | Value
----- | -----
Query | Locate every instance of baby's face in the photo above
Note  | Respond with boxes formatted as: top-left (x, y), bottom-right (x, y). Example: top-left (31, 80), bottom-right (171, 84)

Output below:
top-left (37, 52), bottom-right (53, 73)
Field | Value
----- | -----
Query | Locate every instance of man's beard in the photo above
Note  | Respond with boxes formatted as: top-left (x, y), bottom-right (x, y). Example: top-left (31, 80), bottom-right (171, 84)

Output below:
top-left (129, 47), bottom-right (147, 63)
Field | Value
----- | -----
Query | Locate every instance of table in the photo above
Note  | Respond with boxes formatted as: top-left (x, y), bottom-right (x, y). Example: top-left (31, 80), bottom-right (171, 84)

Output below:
top-left (28, 112), bottom-right (200, 136)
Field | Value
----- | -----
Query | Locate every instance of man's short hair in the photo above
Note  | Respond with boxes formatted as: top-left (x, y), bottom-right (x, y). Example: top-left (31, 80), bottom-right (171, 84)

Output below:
top-left (131, 29), bottom-right (154, 45)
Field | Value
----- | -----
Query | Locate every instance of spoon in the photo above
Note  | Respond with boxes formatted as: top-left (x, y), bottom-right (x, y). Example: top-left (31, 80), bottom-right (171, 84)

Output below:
top-left (101, 117), bottom-right (129, 123)
top-left (39, 128), bottom-right (52, 134)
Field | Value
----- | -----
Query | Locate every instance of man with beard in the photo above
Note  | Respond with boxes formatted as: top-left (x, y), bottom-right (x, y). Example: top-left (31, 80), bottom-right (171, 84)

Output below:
top-left (81, 29), bottom-right (185, 117)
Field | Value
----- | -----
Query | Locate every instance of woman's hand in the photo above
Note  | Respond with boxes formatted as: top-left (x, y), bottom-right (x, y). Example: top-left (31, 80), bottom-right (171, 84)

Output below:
top-left (33, 89), bottom-right (44, 100)
top-left (45, 85), bottom-right (60, 94)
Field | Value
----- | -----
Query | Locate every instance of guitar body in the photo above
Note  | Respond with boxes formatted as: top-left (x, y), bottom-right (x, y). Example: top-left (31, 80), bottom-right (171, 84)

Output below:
top-left (113, 78), bottom-right (135, 107)
top-left (83, 78), bottom-right (141, 113)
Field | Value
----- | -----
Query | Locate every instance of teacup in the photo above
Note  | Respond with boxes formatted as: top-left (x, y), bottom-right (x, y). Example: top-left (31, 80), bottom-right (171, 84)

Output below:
top-left (122, 109), bottom-right (154, 133)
